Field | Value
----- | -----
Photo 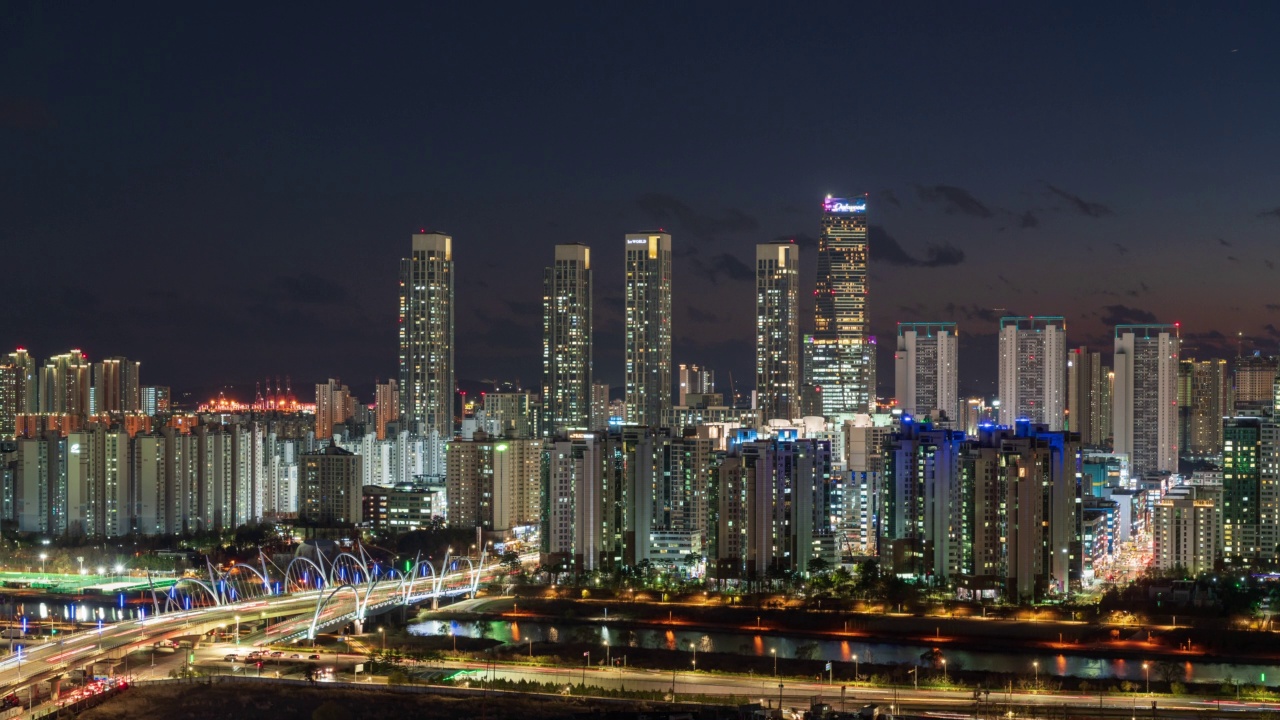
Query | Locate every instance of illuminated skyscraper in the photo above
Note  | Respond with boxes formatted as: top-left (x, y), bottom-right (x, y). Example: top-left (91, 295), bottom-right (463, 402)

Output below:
top-left (543, 244), bottom-right (593, 435)
top-left (1112, 324), bottom-right (1180, 477)
top-left (7, 349), bottom-right (37, 414)
top-left (399, 233), bottom-right (455, 445)
top-left (997, 317), bottom-right (1066, 430)
top-left (92, 357), bottom-right (141, 415)
top-left (677, 364), bottom-right (715, 406)
top-left (808, 196), bottom-right (875, 415)
top-left (1184, 358), bottom-right (1228, 457)
top-left (374, 379), bottom-right (399, 441)
top-left (1234, 353), bottom-right (1279, 412)
top-left (624, 232), bottom-right (672, 427)
top-left (39, 350), bottom-right (91, 418)
top-left (755, 242), bottom-right (800, 421)
top-left (1067, 347), bottom-right (1107, 446)
top-left (893, 322), bottom-right (959, 421)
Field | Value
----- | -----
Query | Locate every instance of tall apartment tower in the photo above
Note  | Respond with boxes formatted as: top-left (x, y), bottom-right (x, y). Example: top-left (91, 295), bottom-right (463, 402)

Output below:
top-left (809, 196), bottom-right (875, 416)
top-left (1186, 358), bottom-right (1228, 457)
top-left (893, 322), bottom-right (959, 421)
top-left (39, 350), bottom-right (91, 417)
top-left (1067, 347), bottom-right (1107, 446)
top-left (374, 379), bottom-right (400, 441)
top-left (624, 232), bottom-right (673, 427)
top-left (399, 233), bottom-right (455, 446)
top-left (590, 382), bottom-right (610, 430)
top-left (1234, 354), bottom-right (1279, 412)
top-left (8, 349), bottom-right (38, 414)
top-left (543, 244), bottom-right (593, 436)
top-left (92, 357), bottom-right (142, 415)
top-left (1112, 324), bottom-right (1180, 477)
top-left (1221, 416), bottom-right (1280, 567)
top-left (755, 242), bottom-right (800, 421)
top-left (997, 317), bottom-right (1067, 430)
top-left (677, 364), bottom-right (715, 406)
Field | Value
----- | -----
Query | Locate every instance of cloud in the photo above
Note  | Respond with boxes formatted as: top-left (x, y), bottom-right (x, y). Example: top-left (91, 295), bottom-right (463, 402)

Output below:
top-left (1268, 304), bottom-right (1280, 311)
top-left (1266, 259), bottom-right (1275, 270)
top-left (1217, 238), bottom-right (1232, 247)
top-left (914, 185), bottom-right (994, 218)
top-left (1112, 242), bottom-right (1129, 256)
top-left (275, 273), bottom-right (349, 305)
top-left (879, 189), bottom-right (902, 208)
top-left (687, 306), bottom-right (721, 323)
top-left (636, 193), bottom-right (759, 242)
top-left (868, 226), bottom-right (965, 267)
top-left (1265, 324), bottom-right (1280, 339)
top-left (944, 302), bottom-right (1001, 323)
top-left (1227, 256), bottom-right (1240, 262)
top-left (1259, 207), bottom-right (1280, 220)
top-left (1019, 211), bottom-right (1039, 228)
top-left (690, 252), bottom-right (754, 285)
top-left (1045, 184), bottom-right (1114, 217)
top-left (1125, 281), bottom-right (1151, 298)
top-left (1099, 304), bottom-right (1157, 326)
top-left (504, 299), bottom-right (541, 318)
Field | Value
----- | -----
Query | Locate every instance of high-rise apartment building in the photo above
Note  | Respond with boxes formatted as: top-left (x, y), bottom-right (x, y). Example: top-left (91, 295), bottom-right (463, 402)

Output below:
top-left (399, 233), bottom-right (455, 445)
top-left (678, 364), bottom-right (715, 406)
top-left (446, 436), bottom-right (542, 531)
top-left (808, 196), bottom-right (875, 416)
top-left (374, 379), bottom-right (399, 440)
top-left (92, 357), bottom-right (141, 415)
top-left (714, 437), bottom-right (834, 579)
top-left (1154, 483), bottom-right (1222, 575)
top-left (542, 244), bottom-right (593, 436)
top-left (314, 378), bottom-right (355, 440)
top-left (955, 422), bottom-right (1081, 601)
top-left (893, 322), bottom-right (959, 421)
top-left (0, 364), bottom-right (17, 440)
top-left (1181, 359), bottom-right (1228, 457)
top-left (1067, 347), bottom-right (1107, 447)
top-left (997, 317), bottom-right (1066, 430)
top-left (1112, 324), bottom-right (1180, 477)
top-left (755, 242), bottom-right (800, 421)
top-left (624, 232), bottom-right (672, 427)
top-left (1234, 354), bottom-right (1279, 412)
top-left (881, 420), bottom-right (965, 579)
top-left (140, 386), bottom-right (171, 416)
top-left (39, 350), bottom-right (91, 418)
top-left (1221, 416), bottom-right (1280, 567)
top-left (7, 349), bottom-right (37, 415)
top-left (483, 391), bottom-right (540, 439)
top-left (590, 382), bottom-right (610, 431)
top-left (299, 445), bottom-right (362, 525)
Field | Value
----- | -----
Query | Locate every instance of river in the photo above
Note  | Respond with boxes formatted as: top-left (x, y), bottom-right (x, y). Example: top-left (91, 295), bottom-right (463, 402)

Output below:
top-left (408, 618), bottom-right (1277, 684)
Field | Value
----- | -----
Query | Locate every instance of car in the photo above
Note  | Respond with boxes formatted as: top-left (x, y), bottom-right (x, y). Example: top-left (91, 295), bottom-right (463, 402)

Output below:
top-left (308, 654), bottom-right (320, 660)
top-left (290, 653), bottom-right (301, 659)
top-left (3, 693), bottom-right (20, 709)
top-left (270, 651), bottom-right (283, 657)
top-left (224, 654), bottom-right (239, 661)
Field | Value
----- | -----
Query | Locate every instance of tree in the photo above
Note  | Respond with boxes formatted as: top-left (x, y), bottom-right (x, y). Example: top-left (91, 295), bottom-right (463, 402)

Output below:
top-left (808, 557), bottom-right (831, 576)
top-left (500, 550), bottom-right (521, 574)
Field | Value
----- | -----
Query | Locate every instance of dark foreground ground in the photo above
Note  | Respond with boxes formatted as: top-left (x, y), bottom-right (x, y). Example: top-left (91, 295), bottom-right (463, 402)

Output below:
top-left (75, 681), bottom-right (718, 720)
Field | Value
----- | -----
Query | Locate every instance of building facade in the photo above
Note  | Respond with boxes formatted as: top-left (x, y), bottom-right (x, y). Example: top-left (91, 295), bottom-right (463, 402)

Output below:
top-left (543, 244), bottom-right (593, 436)
top-left (893, 322), bottom-right (959, 422)
top-left (755, 242), bottom-right (800, 421)
top-left (1112, 324), bottom-right (1181, 477)
top-left (998, 317), bottom-right (1066, 430)
top-left (808, 196), bottom-right (875, 416)
top-left (399, 233), bottom-right (456, 446)
top-left (623, 233), bottom-right (673, 427)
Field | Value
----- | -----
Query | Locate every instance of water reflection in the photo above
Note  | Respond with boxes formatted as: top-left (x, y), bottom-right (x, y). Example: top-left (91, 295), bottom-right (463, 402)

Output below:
top-left (407, 618), bottom-right (1280, 683)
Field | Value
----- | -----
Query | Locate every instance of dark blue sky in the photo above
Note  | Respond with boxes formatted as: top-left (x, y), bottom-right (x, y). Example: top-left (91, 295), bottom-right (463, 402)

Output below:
top-left (3, 2), bottom-right (1278, 402)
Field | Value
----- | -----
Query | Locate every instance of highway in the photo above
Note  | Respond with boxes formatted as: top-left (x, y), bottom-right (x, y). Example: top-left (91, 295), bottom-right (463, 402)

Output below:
top-left (0, 561), bottom-right (494, 707)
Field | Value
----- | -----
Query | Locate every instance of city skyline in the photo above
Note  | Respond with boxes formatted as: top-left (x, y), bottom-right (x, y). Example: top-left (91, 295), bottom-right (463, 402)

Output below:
top-left (3, 4), bottom-right (1279, 399)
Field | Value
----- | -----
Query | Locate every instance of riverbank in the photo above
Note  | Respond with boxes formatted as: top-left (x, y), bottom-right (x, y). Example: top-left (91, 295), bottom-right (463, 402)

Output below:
top-left (434, 596), bottom-right (1280, 667)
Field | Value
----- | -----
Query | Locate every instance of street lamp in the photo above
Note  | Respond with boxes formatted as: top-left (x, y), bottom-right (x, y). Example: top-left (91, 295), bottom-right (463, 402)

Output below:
top-left (688, 640), bottom-right (696, 670)
top-left (39, 554), bottom-right (47, 574)
top-left (942, 658), bottom-right (947, 683)
top-left (1143, 662), bottom-right (1149, 694)
top-left (235, 615), bottom-right (241, 645)
top-left (379, 627), bottom-right (385, 653)
top-left (852, 654), bottom-right (858, 682)
top-left (77, 557), bottom-right (84, 575)
top-left (771, 648), bottom-right (777, 676)
top-left (1033, 660), bottom-right (1039, 689)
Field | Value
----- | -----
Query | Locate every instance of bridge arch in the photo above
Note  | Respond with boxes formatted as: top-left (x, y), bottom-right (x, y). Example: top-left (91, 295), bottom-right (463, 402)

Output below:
top-left (285, 556), bottom-right (328, 593)
top-left (308, 583), bottom-right (364, 640)
top-left (164, 578), bottom-right (221, 613)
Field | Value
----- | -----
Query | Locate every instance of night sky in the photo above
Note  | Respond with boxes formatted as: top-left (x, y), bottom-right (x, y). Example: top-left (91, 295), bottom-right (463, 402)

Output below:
top-left (4, 3), bottom-right (1278, 404)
